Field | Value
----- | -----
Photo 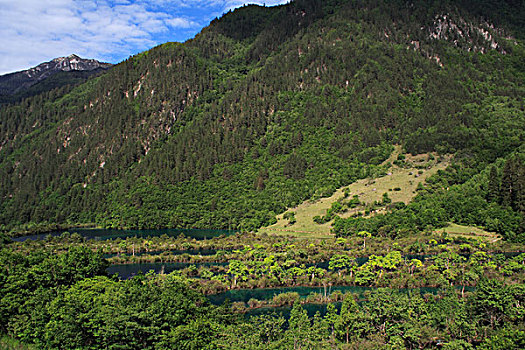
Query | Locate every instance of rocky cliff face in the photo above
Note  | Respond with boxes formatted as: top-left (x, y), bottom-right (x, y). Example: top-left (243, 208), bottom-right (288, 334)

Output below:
top-left (0, 54), bottom-right (112, 96)
top-left (427, 13), bottom-right (513, 54)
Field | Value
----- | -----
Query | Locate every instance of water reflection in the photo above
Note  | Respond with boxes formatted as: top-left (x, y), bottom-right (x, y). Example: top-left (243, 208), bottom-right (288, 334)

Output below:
top-left (13, 228), bottom-right (237, 242)
top-left (107, 262), bottom-right (228, 279)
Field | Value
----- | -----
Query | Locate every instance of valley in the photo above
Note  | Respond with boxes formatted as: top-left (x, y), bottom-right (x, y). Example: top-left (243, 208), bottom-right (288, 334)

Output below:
top-left (0, 0), bottom-right (524, 348)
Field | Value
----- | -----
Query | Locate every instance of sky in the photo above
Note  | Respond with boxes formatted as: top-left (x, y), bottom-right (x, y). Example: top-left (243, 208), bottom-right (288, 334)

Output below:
top-left (0, 0), bottom-right (290, 75)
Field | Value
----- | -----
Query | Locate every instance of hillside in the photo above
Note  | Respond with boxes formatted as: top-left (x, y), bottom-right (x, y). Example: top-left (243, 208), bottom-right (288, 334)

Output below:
top-left (259, 147), bottom-right (452, 237)
top-left (0, 0), bottom-right (523, 241)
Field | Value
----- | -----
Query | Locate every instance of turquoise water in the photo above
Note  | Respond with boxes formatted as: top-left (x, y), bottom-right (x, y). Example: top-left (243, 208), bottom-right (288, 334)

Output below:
top-left (103, 248), bottom-right (223, 258)
top-left (208, 285), bottom-right (475, 305)
top-left (207, 286), bottom-right (373, 305)
top-left (214, 285), bottom-right (476, 319)
top-left (13, 228), bottom-right (237, 242)
top-left (107, 261), bottom-right (228, 279)
top-left (107, 255), bottom-right (431, 279)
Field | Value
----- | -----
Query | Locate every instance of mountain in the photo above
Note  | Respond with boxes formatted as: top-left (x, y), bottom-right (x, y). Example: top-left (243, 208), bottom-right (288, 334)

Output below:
top-left (0, 54), bottom-right (112, 103)
top-left (0, 0), bottom-right (523, 238)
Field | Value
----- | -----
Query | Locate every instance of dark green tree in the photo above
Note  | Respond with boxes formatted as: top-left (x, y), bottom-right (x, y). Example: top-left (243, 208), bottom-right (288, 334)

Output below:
top-left (487, 165), bottom-right (500, 203)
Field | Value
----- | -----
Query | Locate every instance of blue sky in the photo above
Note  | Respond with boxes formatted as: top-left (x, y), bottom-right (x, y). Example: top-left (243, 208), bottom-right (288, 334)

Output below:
top-left (0, 0), bottom-right (290, 75)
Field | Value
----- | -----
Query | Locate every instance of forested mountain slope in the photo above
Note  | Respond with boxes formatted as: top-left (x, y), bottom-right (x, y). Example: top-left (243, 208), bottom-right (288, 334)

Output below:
top-left (0, 0), bottom-right (523, 237)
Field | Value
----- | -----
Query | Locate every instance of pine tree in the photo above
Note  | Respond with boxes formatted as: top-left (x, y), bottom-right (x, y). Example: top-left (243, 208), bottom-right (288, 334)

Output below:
top-left (487, 165), bottom-right (500, 203)
top-left (500, 157), bottom-right (516, 208)
top-left (501, 156), bottom-right (524, 211)
top-left (288, 300), bottom-right (311, 349)
top-left (335, 294), bottom-right (363, 343)
top-left (515, 158), bottom-right (525, 213)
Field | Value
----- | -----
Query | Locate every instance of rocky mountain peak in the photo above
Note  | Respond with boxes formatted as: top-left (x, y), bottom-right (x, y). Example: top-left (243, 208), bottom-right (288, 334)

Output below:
top-left (0, 55), bottom-right (113, 97)
top-left (30, 54), bottom-right (112, 76)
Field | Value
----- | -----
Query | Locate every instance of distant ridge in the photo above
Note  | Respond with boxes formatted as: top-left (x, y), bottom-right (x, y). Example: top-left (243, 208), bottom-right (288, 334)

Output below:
top-left (0, 54), bottom-right (112, 103)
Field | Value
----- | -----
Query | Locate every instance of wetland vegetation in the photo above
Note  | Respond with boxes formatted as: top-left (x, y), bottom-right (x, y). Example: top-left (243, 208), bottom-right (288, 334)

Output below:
top-left (1, 227), bottom-right (524, 349)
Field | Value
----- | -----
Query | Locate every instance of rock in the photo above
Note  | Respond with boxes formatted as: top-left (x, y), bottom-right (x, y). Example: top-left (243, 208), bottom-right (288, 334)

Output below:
top-left (0, 54), bottom-right (112, 96)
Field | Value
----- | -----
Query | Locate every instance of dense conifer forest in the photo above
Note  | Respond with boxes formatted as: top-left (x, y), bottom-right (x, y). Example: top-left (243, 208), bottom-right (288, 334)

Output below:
top-left (0, 0), bottom-right (524, 348)
top-left (1, 0), bottom-right (523, 235)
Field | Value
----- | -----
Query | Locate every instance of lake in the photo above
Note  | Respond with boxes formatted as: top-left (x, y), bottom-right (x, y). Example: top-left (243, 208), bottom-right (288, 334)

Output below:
top-left (12, 228), bottom-right (237, 242)
top-left (103, 248), bottom-right (224, 258)
top-left (207, 285), bottom-right (472, 305)
top-left (107, 261), bottom-right (228, 279)
top-left (213, 285), bottom-right (476, 319)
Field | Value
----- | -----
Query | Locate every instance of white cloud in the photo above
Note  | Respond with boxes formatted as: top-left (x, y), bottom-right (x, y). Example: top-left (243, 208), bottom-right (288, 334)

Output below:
top-left (167, 18), bottom-right (200, 29)
top-left (221, 0), bottom-right (290, 11)
top-left (0, 0), bottom-right (167, 73)
top-left (0, 0), bottom-right (290, 75)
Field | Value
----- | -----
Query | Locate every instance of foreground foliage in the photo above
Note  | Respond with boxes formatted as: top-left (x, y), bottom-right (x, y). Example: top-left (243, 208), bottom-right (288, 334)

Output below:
top-left (1, 232), bottom-right (524, 349)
